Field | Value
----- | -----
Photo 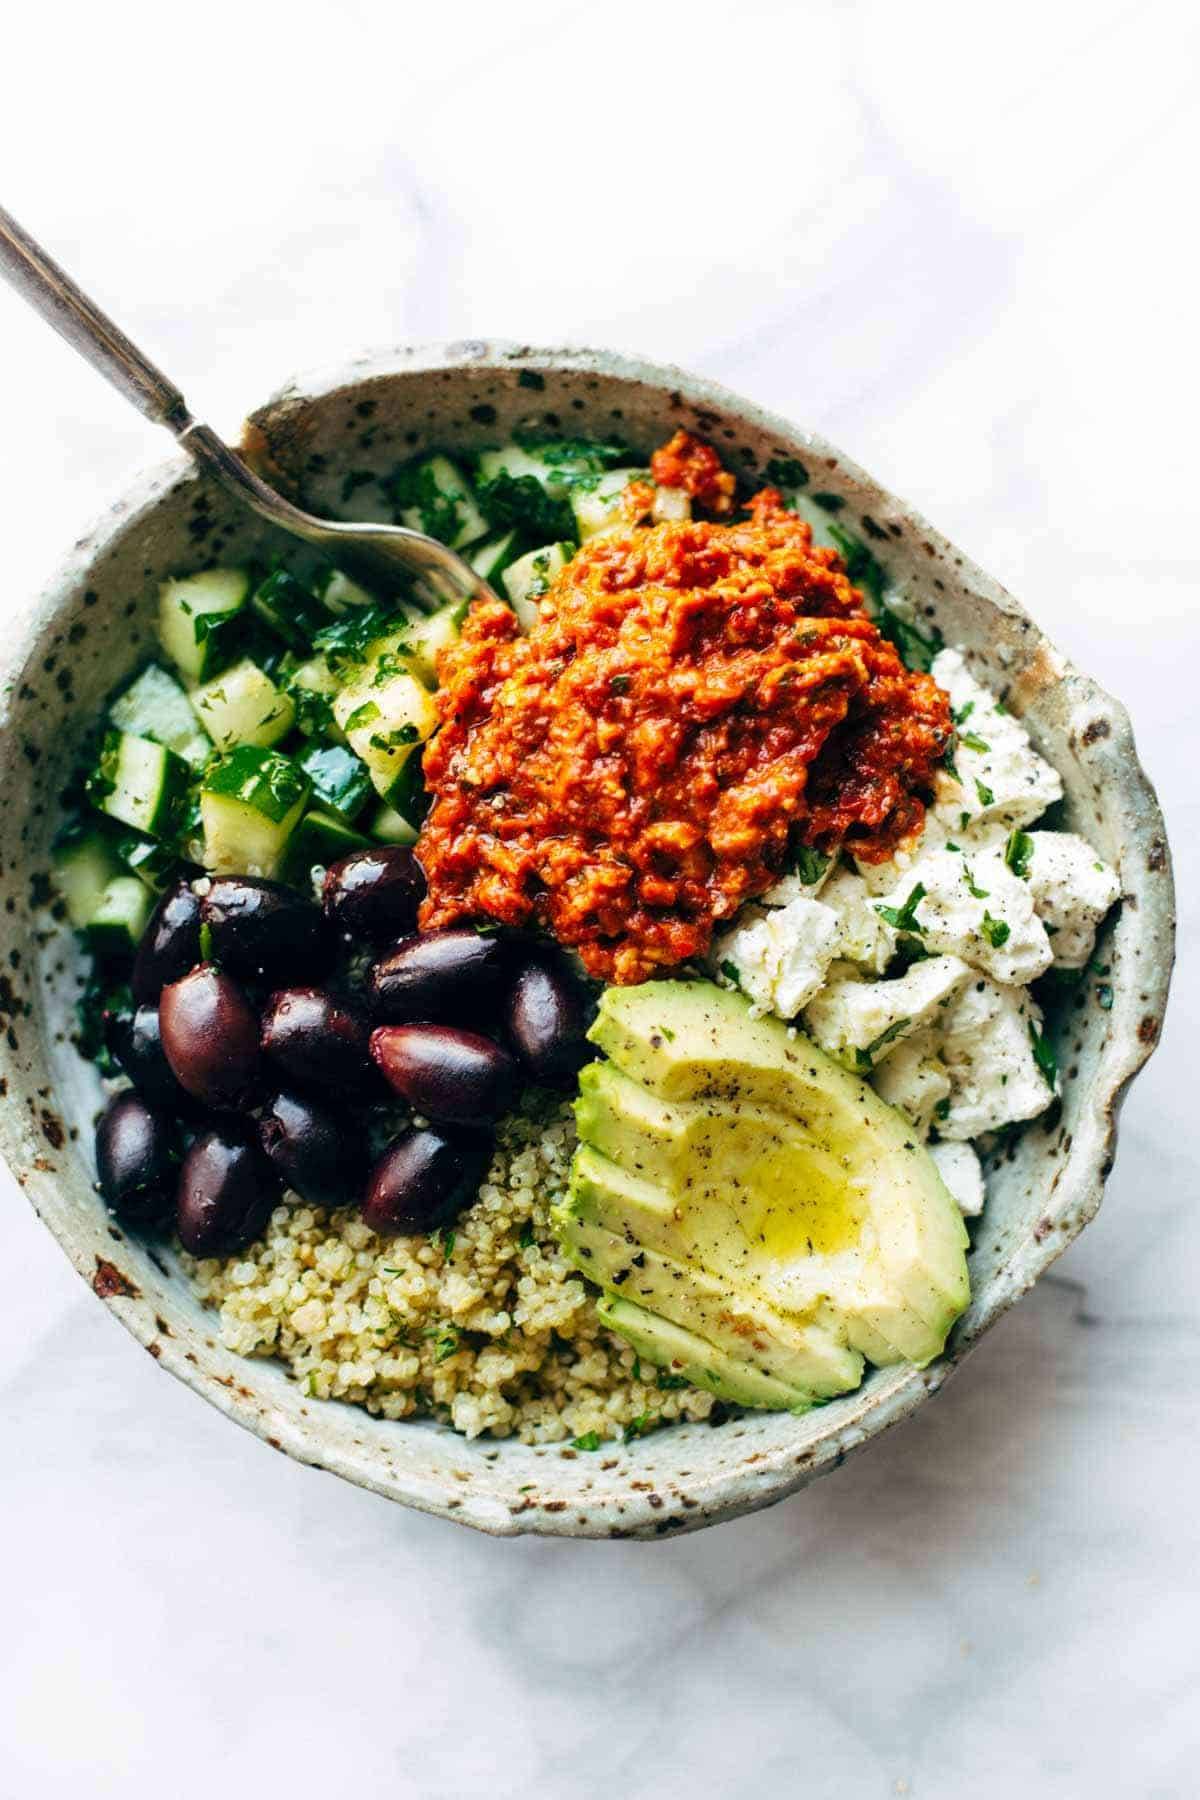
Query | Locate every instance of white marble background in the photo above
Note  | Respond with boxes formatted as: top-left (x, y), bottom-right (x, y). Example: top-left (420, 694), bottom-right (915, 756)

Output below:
top-left (1, 2), bottom-right (1196, 1794)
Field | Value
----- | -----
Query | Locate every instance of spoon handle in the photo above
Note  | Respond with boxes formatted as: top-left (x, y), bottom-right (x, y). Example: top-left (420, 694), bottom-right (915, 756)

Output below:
top-left (0, 205), bottom-right (193, 432)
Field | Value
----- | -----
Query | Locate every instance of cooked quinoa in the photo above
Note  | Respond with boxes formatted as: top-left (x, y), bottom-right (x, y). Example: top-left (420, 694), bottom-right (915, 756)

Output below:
top-left (183, 1097), bottom-right (714, 1445)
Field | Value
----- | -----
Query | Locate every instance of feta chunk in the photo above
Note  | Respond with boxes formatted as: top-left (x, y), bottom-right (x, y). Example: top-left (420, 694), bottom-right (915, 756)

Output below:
top-left (935, 977), bottom-right (1057, 1139)
top-left (930, 648), bottom-right (1062, 833)
top-left (1020, 830), bottom-right (1121, 968)
top-left (928, 1140), bottom-right (986, 1217)
top-left (819, 865), bottom-right (896, 973)
top-left (870, 1028), bottom-right (951, 1136)
top-left (874, 847), bottom-right (1052, 986)
top-left (712, 894), bottom-right (839, 1018)
top-left (759, 848), bottom-right (836, 905)
top-left (802, 954), bottom-right (971, 1070)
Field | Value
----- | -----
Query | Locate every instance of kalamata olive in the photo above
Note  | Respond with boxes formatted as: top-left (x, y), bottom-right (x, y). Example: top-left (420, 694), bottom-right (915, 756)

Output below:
top-left (260, 987), bottom-right (373, 1095)
top-left (368, 928), bottom-right (510, 1023)
top-left (507, 951), bottom-right (591, 1086)
top-left (200, 877), bottom-right (332, 982)
top-left (159, 964), bottom-right (260, 1107)
top-left (258, 1089), bottom-right (361, 1208)
top-left (131, 878), bottom-right (201, 1003)
top-left (176, 1120), bottom-right (279, 1256)
top-left (95, 1091), bottom-right (176, 1227)
top-left (105, 1002), bottom-right (194, 1111)
top-left (370, 1023), bottom-right (518, 1123)
top-left (362, 1126), bottom-right (493, 1236)
top-left (323, 846), bottom-right (425, 943)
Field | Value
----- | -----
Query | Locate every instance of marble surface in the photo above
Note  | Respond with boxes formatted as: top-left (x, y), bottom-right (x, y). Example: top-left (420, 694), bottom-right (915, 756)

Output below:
top-left (0, 2), bottom-right (1196, 1793)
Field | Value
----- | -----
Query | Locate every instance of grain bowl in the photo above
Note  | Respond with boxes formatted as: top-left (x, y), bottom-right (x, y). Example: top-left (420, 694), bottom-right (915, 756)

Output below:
top-left (0, 343), bottom-right (1174, 1536)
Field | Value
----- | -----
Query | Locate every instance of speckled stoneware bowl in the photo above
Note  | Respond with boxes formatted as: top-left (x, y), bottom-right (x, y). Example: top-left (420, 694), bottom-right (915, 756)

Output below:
top-left (0, 344), bottom-right (1175, 1537)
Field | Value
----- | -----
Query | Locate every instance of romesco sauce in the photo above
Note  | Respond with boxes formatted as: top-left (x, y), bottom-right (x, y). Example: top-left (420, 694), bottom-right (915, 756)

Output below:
top-left (417, 442), bottom-right (951, 984)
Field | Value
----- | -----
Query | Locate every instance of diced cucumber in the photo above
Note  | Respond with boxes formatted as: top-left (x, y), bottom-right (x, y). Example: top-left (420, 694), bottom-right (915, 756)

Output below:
top-left (502, 542), bottom-right (572, 630)
top-left (280, 809), bottom-right (371, 887)
top-left (114, 830), bottom-right (181, 892)
top-left (85, 875), bottom-right (154, 959)
top-left (368, 800), bottom-right (420, 846)
top-left (476, 444), bottom-right (559, 493)
top-left (389, 454), bottom-right (489, 551)
top-left (476, 440), bottom-right (627, 497)
top-left (316, 568), bottom-right (377, 614)
top-left (88, 730), bottom-right (190, 839)
top-left (333, 662), bottom-right (438, 807)
top-left (250, 568), bottom-right (328, 649)
top-left (200, 747), bottom-right (311, 878)
top-left (405, 598), bottom-right (468, 688)
top-left (283, 653), bottom-right (346, 742)
top-left (53, 828), bottom-right (122, 928)
top-left (190, 658), bottom-right (296, 751)
top-left (157, 567), bottom-right (250, 683)
top-left (109, 663), bottom-right (211, 769)
top-left (469, 530), bottom-right (519, 585)
top-left (571, 468), bottom-right (648, 540)
top-left (296, 742), bottom-right (373, 822)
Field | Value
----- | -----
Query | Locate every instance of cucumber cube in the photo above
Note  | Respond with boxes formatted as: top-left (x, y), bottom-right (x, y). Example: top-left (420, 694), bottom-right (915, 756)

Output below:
top-left (283, 653), bottom-right (347, 742)
top-left (468, 530), bottom-right (519, 587)
top-left (190, 658), bottom-right (296, 751)
top-left (114, 831), bottom-right (181, 892)
top-left (368, 801), bottom-right (420, 846)
top-left (333, 663), bottom-right (438, 807)
top-left (280, 809), bottom-right (371, 888)
top-left (389, 454), bottom-right (489, 551)
top-left (317, 569), bottom-right (378, 614)
top-left (200, 746), bottom-right (311, 878)
top-left (109, 663), bottom-right (211, 769)
top-left (502, 543), bottom-right (572, 630)
top-left (404, 598), bottom-right (469, 688)
top-left (158, 567), bottom-right (250, 683)
top-left (85, 875), bottom-right (154, 960)
top-left (88, 730), bottom-right (190, 839)
top-left (250, 568), bottom-right (328, 650)
top-left (296, 742), bottom-right (373, 822)
top-left (52, 828), bottom-right (122, 928)
top-left (571, 468), bottom-right (648, 540)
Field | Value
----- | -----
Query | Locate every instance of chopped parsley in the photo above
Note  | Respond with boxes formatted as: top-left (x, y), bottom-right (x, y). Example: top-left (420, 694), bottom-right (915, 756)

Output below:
top-left (571, 1431), bottom-right (602, 1451)
top-left (623, 1413), bottom-right (653, 1444)
top-left (766, 454), bottom-right (810, 490)
top-left (1004, 828), bottom-right (1034, 879)
top-left (609, 673), bottom-right (631, 694)
top-left (719, 959), bottom-right (742, 988)
top-left (787, 844), bottom-right (831, 887)
top-left (959, 731), bottom-right (990, 754)
top-left (1028, 1021), bottom-right (1058, 1089)
top-left (656, 1369), bottom-right (690, 1391)
top-left (981, 911), bottom-right (1011, 949)
top-left (952, 700), bottom-right (975, 725)
top-left (974, 777), bottom-right (995, 807)
top-left (198, 920), bottom-right (214, 961)
top-left (961, 865), bottom-right (989, 900)
top-left (854, 1017), bottom-right (911, 1070)
top-left (343, 700), bottom-right (381, 732)
top-left (434, 1227), bottom-right (456, 1262)
top-left (875, 882), bottom-right (926, 935)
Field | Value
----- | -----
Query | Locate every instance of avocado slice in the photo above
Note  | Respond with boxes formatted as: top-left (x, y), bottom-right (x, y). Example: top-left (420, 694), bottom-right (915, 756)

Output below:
top-left (554, 980), bottom-right (970, 1410)
top-left (597, 1296), bottom-right (821, 1411)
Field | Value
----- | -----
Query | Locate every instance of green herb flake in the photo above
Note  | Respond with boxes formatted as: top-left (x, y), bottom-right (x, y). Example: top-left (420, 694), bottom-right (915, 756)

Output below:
top-left (344, 700), bottom-right (381, 732)
top-left (953, 700), bottom-right (975, 725)
top-left (962, 865), bottom-right (990, 900)
top-left (974, 777), bottom-right (995, 807)
top-left (1005, 829), bottom-right (1034, 879)
top-left (198, 920), bottom-right (214, 961)
top-left (571, 1431), bottom-right (602, 1451)
top-left (959, 732), bottom-right (990, 753)
top-left (719, 959), bottom-right (742, 987)
top-left (875, 882), bottom-right (926, 935)
top-left (766, 455), bottom-right (809, 491)
top-left (981, 911), bottom-right (1011, 949)
top-left (623, 1413), bottom-right (652, 1445)
top-left (854, 1017), bottom-right (911, 1070)
top-left (788, 844), bottom-right (831, 887)
top-left (1029, 1020), bottom-right (1058, 1089)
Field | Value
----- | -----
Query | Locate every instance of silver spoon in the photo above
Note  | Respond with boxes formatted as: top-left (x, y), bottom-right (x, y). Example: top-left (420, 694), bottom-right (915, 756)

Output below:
top-left (0, 205), bottom-right (495, 610)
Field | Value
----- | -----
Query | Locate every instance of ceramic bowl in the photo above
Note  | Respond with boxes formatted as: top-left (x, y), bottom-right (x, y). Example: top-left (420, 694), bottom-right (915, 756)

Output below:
top-left (0, 343), bottom-right (1174, 1538)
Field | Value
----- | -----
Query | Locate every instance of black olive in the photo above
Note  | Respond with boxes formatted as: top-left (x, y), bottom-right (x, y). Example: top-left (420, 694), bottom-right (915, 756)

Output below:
top-left (362, 1126), bottom-right (493, 1237)
top-left (367, 928), bottom-right (510, 1024)
top-left (369, 1023), bottom-right (518, 1124)
top-left (200, 877), bottom-right (332, 982)
top-left (260, 987), bottom-right (373, 1096)
top-left (506, 950), bottom-right (591, 1086)
top-left (176, 1120), bottom-right (280, 1256)
top-left (104, 1002), bottom-right (195, 1111)
top-left (95, 1091), bottom-right (176, 1228)
top-left (258, 1089), bottom-right (361, 1209)
top-left (159, 965), bottom-right (260, 1107)
top-left (131, 878), bottom-right (201, 1003)
top-left (323, 846), bottom-right (425, 943)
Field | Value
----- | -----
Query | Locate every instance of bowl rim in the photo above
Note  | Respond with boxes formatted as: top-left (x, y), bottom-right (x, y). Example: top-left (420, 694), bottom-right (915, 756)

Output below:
top-left (0, 339), bottom-right (1176, 1537)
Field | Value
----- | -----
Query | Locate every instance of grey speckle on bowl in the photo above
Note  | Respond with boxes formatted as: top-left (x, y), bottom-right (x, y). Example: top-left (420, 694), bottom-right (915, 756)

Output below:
top-left (0, 342), bottom-right (1175, 1537)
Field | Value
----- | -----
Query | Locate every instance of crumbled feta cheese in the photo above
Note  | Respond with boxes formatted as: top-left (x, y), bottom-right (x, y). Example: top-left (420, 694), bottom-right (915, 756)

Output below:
top-left (1021, 831), bottom-right (1121, 968)
top-left (819, 864), bottom-right (896, 973)
top-left (928, 1140), bottom-right (986, 1217)
top-left (930, 648), bottom-right (1062, 833)
top-left (802, 954), bottom-right (971, 1070)
top-left (873, 847), bottom-right (1052, 986)
top-left (712, 894), bottom-right (840, 1018)
top-left (934, 978), bottom-right (1057, 1139)
top-left (869, 1028), bottom-right (951, 1136)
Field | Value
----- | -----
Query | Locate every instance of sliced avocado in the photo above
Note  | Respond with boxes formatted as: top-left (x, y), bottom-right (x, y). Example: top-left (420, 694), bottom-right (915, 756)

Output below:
top-left (554, 979), bottom-right (970, 1410)
top-left (596, 1297), bottom-right (817, 1412)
